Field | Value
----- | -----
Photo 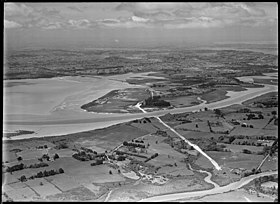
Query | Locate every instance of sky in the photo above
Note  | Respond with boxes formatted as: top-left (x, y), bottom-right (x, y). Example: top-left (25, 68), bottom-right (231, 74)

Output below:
top-left (4, 2), bottom-right (278, 49)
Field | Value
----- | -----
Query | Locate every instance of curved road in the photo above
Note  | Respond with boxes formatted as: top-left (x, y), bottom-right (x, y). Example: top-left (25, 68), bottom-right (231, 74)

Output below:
top-left (139, 171), bottom-right (278, 202)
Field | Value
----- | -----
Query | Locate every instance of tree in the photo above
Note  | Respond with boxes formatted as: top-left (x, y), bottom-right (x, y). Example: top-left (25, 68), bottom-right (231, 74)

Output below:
top-left (58, 168), bottom-right (64, 174)
top-left (17, 156), bottom-right (22, 162)
top-left (174, 163), bottom-right (177, 167)
top-left (49, 169), bottom-right (56, 176)
top-left (195, 124), bottom-right (198, 128)
top-left (53, 153), bottom-right (59, 160)
top-left (123, 141), bottom-right (128, 146)
top-left (204, 107), bottom-right (208, 111)
top-left (37, 171), bottom-right (43, 178)
top-left (214, 109), bottom-right (222, 116)
top-left (19, 175), bottom-right (27, 182)
top-left (118, 169), bottom-right (121, 174)
top-left (43, 170), bottom-right (49, 177)
top-left (271, 111), bottom-right (277, 116)
top-left (229, 136), bottom-right (235, 144)
top-left (243, 149), bottom-right (252, 154)
top-left (109, 170), bottom-right (112, 175)
top-left (44, 144), bottom-right (48, 149)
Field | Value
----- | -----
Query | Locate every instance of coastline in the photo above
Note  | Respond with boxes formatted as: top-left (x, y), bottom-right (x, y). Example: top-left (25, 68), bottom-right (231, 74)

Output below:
top-left (3, 72), bottom-right (278, 140)
top-left (4, 84), bottom-right (277, 141)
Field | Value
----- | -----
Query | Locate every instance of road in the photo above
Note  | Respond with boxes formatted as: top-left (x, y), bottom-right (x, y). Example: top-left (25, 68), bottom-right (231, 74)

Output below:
top-left (104, 190), bottom-right (113, 202)
top-left (139, 171), bottom-right (278, 202)
top-left (155, 115), bottom-right (222, 171)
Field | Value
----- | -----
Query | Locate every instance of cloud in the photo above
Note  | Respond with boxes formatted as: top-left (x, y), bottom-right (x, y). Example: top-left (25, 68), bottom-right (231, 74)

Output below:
top-left (67, 6), bottom-right (83, 12)
top-left (3, 2), bottom-right (276, 30)
top-left (4, 3), bottom-right (33, 17)
top-left (4, 3), bottom-right (97, 30)
top-left (68, 19), bottom-right (93, 29)
top-left (4, 19), bottom-right (22, 28)
top-left (4, 3), bottom-right (63, 29)
top-left (131, 16), bottom-right (149, 23)
top-left (42, 22), bottom-right (62, 30)
top-left (113, 2), bottom-right (272, 29)
top-left (96, 16), bottom-right (153, 28)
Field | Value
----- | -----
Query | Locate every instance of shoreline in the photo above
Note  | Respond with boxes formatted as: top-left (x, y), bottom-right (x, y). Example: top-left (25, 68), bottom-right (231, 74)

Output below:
top-left (3, 72), bottom-right (278, 141)
top-left (4, 89), bottom-right (277, 142)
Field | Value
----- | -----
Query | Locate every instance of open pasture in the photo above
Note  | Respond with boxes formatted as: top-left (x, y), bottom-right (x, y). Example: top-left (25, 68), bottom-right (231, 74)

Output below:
top-left (5, 186), bottom-right (37, 201)
top-left (46, 186), bottom-right (98, 201)
top-left (47, 174), bottom-right (81, 192)
top-left (222, 144), bottom-right (263, 153)
top-left (195, 151), bottom-right (277, 171)
top-left (175, 121), bottom-right (210, 132)
top-left (165, 95), bottom-right (201, 108)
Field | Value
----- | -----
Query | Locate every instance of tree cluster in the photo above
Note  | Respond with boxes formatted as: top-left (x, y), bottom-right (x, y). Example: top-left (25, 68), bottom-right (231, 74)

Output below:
top-left (242, 149), bottom-right (252, 154)
top-left (246, 113), bottom-right (264, 120)
top-left (36, 144), bottom-right (48, 149)
top-left (123, 141), bottom-right (145, 148)
top-left (134, 139), bottom-right (144, 143)
top-left (144, 153), bottom-right (159, 162)
top-left (55, 143), bottom-right (68, 149)
top-left (6, 163), bottom-right (25, 173)
top-left (72, 151), bottom-right (104, 161)
top-left (141, 96), bottom-right (170, 107)
top-left (81, 147), bottom-right (95, 153)
top-left (90, 158), bottom-right (104, 166)
top-left (19, 168), bottom-right (64, 182)
top-left (28, 162), bottom-right (49, 169)
top-left (41, 154), bottom-right (50, 161)
top-left (6, 162), bottom-right (51, 173)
